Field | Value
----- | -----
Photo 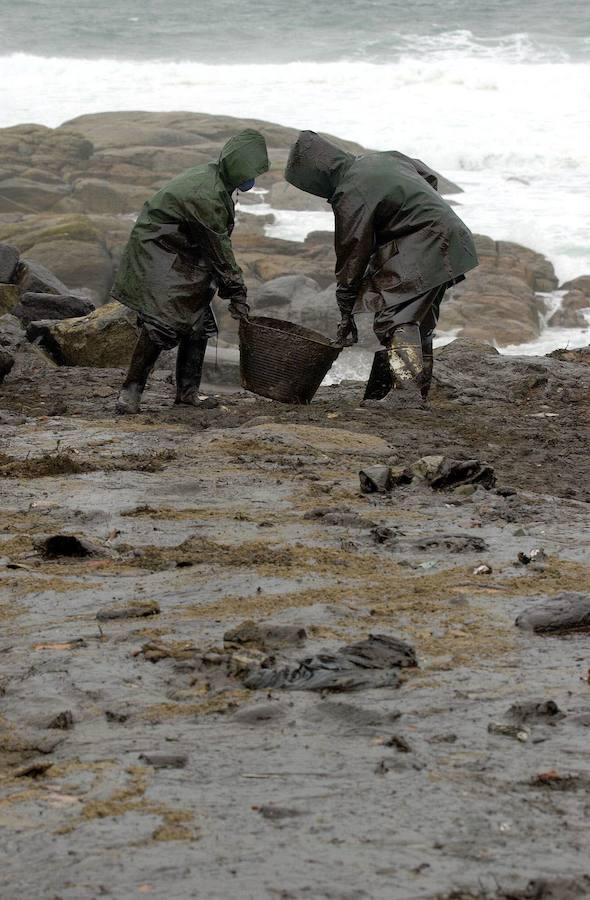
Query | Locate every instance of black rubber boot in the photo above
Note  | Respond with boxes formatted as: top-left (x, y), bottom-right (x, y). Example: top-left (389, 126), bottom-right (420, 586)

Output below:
top-left (174, 332), bottom-right (219, 408)
top-left (362, 324), bottom-right (424, 409)
top-left (115, 327), bottom-right (161, 415)
top-left (363, 350), bottom-right (394, 401)
top-left (420, 331), bottom-right (434, 400)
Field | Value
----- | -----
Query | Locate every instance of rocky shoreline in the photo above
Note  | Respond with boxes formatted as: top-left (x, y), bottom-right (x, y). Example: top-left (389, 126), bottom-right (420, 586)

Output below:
top-left (1, 328), bottom-right (590, 897)
top-left (1, 111), bottom-right (589, 358)
top-left (1, 112), bottom-right (590, 900)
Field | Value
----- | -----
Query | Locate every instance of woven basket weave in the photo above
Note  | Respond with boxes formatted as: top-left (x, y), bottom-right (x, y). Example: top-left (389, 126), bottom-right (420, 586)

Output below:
top-left (239, 316), bottom-right (340, 404)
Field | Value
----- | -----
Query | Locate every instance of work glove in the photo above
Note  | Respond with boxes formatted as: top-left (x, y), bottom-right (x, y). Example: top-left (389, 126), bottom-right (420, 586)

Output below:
top-left (228, 299), bottom-right (250, 321)
top-left (333, 313), bottom-right (358, 348)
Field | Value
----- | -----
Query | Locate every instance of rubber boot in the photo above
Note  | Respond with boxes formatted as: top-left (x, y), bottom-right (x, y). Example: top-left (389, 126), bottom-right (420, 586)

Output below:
top-left (363, 349), bottom-right (394, 401)
top-left (362, 323), bottom-right (424, 409)
top-left (420, 331), bottom-right (434, 401)
top-left (115, 327), bottom-right (161, 415)
top-left (174, 332), bottom-right (219, 409)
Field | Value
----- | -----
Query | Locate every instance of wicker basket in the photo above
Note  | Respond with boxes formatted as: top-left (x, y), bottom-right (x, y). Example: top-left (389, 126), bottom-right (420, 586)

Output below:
top-left (239, 316), bottom-right (340, 404)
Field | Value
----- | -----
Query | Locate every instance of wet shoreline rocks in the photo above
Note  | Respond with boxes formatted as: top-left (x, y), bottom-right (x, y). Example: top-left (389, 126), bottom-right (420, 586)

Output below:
top-left (0, 112), bottom-right (586, 352)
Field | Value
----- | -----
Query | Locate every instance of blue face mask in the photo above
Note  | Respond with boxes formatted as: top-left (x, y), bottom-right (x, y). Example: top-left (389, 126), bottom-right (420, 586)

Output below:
top-left (237, 178), bottom-right (256, 192)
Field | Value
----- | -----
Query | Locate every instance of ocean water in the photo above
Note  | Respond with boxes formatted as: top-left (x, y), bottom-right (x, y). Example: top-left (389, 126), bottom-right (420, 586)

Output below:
top-left (0, 0), bottom-right (589, 345)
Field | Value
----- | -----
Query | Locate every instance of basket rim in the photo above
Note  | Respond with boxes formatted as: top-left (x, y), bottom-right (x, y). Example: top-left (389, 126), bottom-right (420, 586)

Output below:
top-left (243, 315), bottom-right (339, 353)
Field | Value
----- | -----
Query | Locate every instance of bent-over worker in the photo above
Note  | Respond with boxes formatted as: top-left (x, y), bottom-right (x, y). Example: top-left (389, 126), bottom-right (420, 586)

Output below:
top-left (284, 131), bottom-right (478, 405)
top-left (112, 129), bottom-right (269, 414)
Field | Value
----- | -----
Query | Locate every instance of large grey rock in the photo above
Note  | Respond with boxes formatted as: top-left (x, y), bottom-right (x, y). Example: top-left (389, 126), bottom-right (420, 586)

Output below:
top-left (255, 274), bottom-right (322, 310)
top-left (0, 243), bottom-right (19, 282)
top-left (0, 313), bottom-right (26, 350)
top-left (72, 178), bottom-right (147, 214)
top-left (560, 274), bottom-right (590, 297)
top-left (439, 236), bottom-right (556, 346)
top-left (515, 593), bottom-right (590, 634)
top-left (14, 292), bottom-right (95, 325)
top-left (269, 181), bottom-right (329, 212)
top-left (440, 270), bottom-right (544, 346)
top-left (23, 239), bottom-right (114, 301)
top-left (26, 301), bottom-right (138, 367)
top-left (547, 290), bottom-right (589, 328)
top-left (17, 258), bottom-right (71, 296)
top-left (433, 337), bottom-right (590, 405)
top-left (252, 275), bottom-right (339, 337)
top-left (0, 177), bottom-right (70, 212)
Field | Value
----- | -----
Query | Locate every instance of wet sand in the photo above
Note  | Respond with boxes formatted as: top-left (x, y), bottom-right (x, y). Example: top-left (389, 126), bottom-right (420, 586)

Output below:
top-left (1, 340), bottom-right (589, 900)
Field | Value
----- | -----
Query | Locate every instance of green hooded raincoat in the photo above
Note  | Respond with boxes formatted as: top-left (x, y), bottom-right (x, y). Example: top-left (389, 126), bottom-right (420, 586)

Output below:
top-left (112, 129), bottom-right (269, 336)
top-left (284, 131), bottom-right (478, 321)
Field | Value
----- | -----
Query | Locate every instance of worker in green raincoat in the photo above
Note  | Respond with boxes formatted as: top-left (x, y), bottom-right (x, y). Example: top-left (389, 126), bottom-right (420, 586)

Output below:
top-left (112, 129), bottom-right (269, 414)
top-left (284, 131), bottom-right (479, 405)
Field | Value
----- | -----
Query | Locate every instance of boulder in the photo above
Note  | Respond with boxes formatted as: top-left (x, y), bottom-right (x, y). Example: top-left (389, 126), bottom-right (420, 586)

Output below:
top-left (0, 348), bottom-right (14, 383)
top-left (0, 313), bottom-right (26, 350)
top-left (560, 275), bottom-right (590, 297)
top-left (0, 243), bottom-right (19, 282)
top-left (475, 235), bottom-right (558, 292)
top-left (433, 337), bottom-right (590, 405)
top-left (255, 274), bottom-right (321, 310)
top-left (547, 290), bottom-right (589, 328)
top-left (23, 239), bottom-right (113, 301)
top-left (242, 245), bottom-right (335, 287)
top-left (515, 593), bottom-right (590, 634)
top-left (16, 259), bottom-right (71, 296)
top-left (26, 301), bottom-right (138, 367)
top-left (72, 178), bottom-right (148, 214)
top-left (0, 214), bottom-right (116, 301)
top-left (0, 283), bottom-right (19, 315)
top-left (0, 177), bottom-right (70, 213)
top-left (252, 274), bottom-right (338, 335)
top-left (269, 181), bottom-right (329, 212)
top-left (440, 271), bottom-right (543, 346)
top-left (14, 292), bottom-right (95, 325)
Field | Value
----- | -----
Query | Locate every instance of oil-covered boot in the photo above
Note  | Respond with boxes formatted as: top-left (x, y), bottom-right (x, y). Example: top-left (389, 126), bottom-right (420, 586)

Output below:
top-left (175, 332), bottom-right (219, 409)
top-left (420, 331), bottom-right (434, 401)
top-left (362, 323), bottom-right (424, 408)
top-left (363, 349), bottom-right (394, 401)
top-left (115, 327), bottom-right (161, 415)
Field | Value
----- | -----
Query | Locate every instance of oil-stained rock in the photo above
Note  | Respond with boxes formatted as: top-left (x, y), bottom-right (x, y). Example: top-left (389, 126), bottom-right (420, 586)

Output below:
top-left (14, 291), bottom-right (94, 325)
top-left (243, 634), bottom-right (416, 692)
top-left (412, 454), bottom-right (496, 490)
top-left (47, 710), bottom-right (74, 730)
top-left (359, 465), bottom-right (393, 493)
top-left (515, 592), bottom-right (590, 634)
top-left (26, 300), bottom-right (138, 367)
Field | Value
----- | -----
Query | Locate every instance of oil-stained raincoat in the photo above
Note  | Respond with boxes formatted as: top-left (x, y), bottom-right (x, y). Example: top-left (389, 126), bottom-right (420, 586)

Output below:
top-left (285, 131), bottom-right (478, 324)
top-left (112, 130), bottom-right (269, 337)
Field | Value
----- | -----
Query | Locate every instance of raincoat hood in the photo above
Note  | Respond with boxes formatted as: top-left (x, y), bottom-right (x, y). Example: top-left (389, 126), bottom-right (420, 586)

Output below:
top-left (285, 131), bottom-right (355, 200)
top-left (219, 129), bottom-right (269, 191)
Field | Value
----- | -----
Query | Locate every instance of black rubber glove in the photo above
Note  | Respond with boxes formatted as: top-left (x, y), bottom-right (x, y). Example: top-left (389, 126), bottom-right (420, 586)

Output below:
top-left (333, 314), bottom-right (358, 347)
top-left (228, 299), bottom-right (250, 321)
